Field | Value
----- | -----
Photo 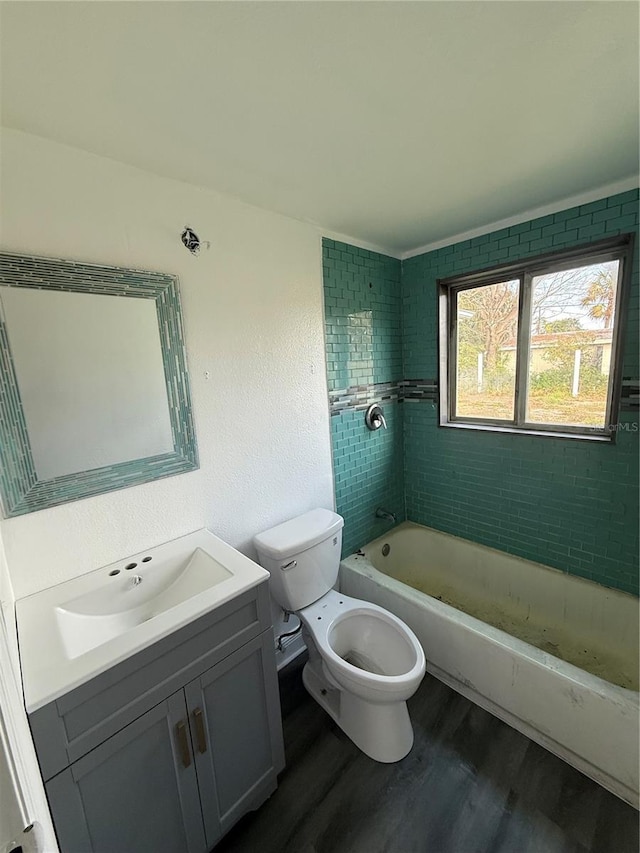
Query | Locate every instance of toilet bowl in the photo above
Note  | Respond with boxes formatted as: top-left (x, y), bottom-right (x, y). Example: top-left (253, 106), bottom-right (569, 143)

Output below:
top-left (253, 509), bottom-right (426, 762)
top-left (300, 589), bottom-right (425, 761)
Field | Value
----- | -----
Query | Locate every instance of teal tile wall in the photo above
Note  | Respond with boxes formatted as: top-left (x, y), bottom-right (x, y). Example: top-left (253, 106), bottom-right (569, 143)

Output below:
top-left (403, 190), bottom-right (639, 595)
top-left (323, 239), bottom-right (404, 554)
top-left (324, 240), bottom-right (403, 391)
top-left (404, 404), bottom-right (638, 594)
top-left (332, 403), bottom-right (405, 557)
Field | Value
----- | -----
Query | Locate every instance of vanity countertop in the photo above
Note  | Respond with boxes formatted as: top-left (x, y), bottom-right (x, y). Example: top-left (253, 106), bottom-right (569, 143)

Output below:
top-left (17, 528), bottom-right (269, 712)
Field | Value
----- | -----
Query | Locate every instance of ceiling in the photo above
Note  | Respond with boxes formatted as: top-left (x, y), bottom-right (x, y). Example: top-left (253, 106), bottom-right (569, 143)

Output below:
top-left (1, 1), bottom-right (638, 255)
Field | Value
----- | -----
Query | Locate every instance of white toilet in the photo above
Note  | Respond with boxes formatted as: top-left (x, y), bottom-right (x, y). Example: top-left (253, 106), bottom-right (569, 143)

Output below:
top-left (253, 508), bottom-right (426, 763)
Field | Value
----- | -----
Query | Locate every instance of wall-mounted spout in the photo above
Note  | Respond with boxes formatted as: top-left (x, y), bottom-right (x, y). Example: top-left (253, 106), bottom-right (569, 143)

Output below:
top-left (375, 508), bottom-right (396, 524)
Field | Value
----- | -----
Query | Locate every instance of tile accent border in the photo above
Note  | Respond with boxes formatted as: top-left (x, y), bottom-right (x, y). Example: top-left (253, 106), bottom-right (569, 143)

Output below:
top-left (329, 381), bottom-right (401, 415)
top-left (329, 378), bottom-right (439, 415)
top-left (330, 376), bottom-right (638, 417)
top-left (400, 379), bottom-right (439, 402)
top-left (0, 252), bottom-right (199, 517)
top-left (620, 378), bottom-right (639, 412)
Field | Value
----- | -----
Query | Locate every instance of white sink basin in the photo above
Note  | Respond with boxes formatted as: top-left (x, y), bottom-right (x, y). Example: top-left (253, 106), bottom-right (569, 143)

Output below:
top-left (55, 547), bottom-right (234, 660)
top-left (17, 529), bottom-right (269, 712)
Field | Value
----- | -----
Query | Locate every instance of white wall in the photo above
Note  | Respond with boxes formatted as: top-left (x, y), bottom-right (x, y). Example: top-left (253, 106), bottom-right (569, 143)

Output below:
top-left (0, 128), bottom-right (334, 599)
top-left (0, 526), bottom-right (59, 852)
top-left (0, 527), bottom-right (18, 681)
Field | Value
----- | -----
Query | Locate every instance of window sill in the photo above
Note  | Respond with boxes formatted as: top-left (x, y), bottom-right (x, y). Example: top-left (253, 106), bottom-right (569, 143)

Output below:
top-left (440, 419), bottom-right (613, 442)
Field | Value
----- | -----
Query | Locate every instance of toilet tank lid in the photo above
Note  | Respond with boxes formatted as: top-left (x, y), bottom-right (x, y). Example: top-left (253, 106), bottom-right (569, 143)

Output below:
top-left (253, 508), bottom-right (344, 560)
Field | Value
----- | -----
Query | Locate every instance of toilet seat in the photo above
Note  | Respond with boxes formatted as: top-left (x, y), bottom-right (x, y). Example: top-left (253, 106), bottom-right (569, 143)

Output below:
top-left (299, 590), bottom-right (425, 702)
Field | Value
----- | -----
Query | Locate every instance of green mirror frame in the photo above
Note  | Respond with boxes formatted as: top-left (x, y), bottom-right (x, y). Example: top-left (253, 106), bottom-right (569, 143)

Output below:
top-left (0, 252), bottom-right (199, 517)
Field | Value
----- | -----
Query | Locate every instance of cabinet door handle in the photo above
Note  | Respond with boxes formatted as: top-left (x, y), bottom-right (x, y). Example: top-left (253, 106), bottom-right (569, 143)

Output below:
top-left (175, 720), bottom-right (192, 768)
top-left (193, 707), bottom-right (208, 754)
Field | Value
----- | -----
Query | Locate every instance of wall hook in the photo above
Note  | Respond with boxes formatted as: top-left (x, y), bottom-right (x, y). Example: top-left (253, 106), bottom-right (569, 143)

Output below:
top-left (365, 404), bottom-right (387, 431)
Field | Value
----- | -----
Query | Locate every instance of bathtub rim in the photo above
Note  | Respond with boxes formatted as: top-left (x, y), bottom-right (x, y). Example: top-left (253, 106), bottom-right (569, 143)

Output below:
top-left (360, 520), bottom-right (639, 605)
top-left (341, 545), bottom-right (639, 704)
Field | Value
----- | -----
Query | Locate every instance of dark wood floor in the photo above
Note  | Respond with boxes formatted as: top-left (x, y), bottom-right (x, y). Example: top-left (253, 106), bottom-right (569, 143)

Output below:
top-left (217, 661), bottom-right (639, 853)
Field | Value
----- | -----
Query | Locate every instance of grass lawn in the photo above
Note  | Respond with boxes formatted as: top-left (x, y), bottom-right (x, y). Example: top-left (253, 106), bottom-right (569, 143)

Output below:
top-left (457, 390), bottom-right (607, 427)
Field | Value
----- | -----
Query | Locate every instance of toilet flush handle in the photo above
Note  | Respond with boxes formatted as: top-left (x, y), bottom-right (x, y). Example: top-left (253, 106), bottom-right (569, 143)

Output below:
top-left (281, 560), bottom-right (297, 571)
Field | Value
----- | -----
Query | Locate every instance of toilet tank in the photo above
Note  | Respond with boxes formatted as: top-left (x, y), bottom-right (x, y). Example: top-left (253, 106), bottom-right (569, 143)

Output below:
top-left (253, 509), bottom-right (344, 611)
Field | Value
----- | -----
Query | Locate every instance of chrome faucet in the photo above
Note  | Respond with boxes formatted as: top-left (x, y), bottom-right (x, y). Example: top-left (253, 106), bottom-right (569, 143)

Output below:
top-left (375, 508), bottom-right (396, 523)
top-left (365, 404), bottom-right (387, 431)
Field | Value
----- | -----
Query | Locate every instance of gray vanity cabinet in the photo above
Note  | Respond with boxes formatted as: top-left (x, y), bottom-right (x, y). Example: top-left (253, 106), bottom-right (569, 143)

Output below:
top-left (186, 633), bottom-right (285, 846)
top-left (29, 583), bottom-right (285, 853)
top-left (45, 692), bottom-right (207, 853)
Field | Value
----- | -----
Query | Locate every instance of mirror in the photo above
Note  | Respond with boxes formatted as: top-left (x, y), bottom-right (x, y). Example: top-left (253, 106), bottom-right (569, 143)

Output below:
top-left (0, 252), bottom-right (199, 517)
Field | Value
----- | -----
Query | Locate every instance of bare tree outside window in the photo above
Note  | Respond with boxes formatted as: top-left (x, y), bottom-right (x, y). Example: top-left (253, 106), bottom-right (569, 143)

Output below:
top-left (456, 280), bottom-right (519, 419)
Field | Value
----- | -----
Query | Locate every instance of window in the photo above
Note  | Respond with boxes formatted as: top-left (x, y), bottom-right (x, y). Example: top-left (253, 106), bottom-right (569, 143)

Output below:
top-left (438, 235), bottom-right (634, 439)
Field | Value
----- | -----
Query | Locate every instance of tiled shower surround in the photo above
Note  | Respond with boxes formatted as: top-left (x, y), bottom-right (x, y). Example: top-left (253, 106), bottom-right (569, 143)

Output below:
top-left (323, 241), bottom-right (404, 555)
top-left (322, 189), bottom-right (639, 595)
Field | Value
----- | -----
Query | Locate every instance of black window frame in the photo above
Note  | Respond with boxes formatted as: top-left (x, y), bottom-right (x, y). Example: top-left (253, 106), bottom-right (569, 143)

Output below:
top-left (437, 234), bottom-right (635, 441)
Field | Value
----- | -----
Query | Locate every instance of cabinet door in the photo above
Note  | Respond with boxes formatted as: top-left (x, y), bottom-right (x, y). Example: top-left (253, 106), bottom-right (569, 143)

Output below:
top-left (185, 631), bottom-right (285, 848)
top-left (46, 692), bottom-right (206, 853)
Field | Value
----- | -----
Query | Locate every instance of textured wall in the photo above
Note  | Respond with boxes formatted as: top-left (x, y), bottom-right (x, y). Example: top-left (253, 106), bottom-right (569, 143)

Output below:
top-left (323, 239), bottom-right (404, 556)
top-left (403, 190), bottom-right (639, 595)
top-left (0, 129), bottom-right (335, 598)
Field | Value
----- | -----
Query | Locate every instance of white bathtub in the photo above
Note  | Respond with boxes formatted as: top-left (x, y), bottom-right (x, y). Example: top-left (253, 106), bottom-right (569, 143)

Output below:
top-left (340, 521), bottom-right (639, 807)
